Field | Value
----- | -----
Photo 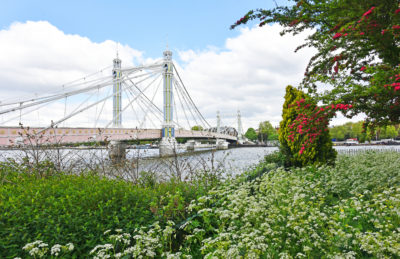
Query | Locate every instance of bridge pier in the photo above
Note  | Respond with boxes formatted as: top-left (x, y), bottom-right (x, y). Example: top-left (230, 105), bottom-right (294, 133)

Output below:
top-left (216, 139), bottom-right (229, 150)
top-left (159, 137), bottom-right (178, 157)
top-left (186, 140), bottom-right (195, 151)
top-left (108, 140), bottom-right (126, 163)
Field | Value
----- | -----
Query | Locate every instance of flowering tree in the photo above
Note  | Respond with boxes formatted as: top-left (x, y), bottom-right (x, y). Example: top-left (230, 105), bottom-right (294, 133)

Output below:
top-left (280, 85), bottom-right (337, 166)
top-left (232, 0), bottom-right (400, 128)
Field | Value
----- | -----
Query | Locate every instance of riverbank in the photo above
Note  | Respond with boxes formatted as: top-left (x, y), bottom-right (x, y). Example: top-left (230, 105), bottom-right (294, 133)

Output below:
top-left (1, 151), bottom-right (400, 258)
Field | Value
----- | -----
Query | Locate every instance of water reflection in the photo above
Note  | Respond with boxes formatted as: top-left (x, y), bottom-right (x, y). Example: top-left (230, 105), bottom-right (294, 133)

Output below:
top-left (1, 145), bottom-right (399, 178)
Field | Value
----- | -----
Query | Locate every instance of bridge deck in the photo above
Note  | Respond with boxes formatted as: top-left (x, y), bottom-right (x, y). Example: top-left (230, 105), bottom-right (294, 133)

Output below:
top-left (0, 127), bottom-right (236, 146)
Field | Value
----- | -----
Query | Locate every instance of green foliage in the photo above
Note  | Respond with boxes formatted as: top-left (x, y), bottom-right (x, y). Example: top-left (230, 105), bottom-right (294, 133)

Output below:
top-left (4, 152), bottom-right (400, 257)
top-left (330, 121), bottom-right (366, 141)
top-left (182, 151), bottom-right (400, 258)
top-left (330, 121), bottom-right (399, 141)
top-left (279, 85), bottom-right (336, 167)
top-left (267, 133), bottom-right (279, 140)
top-left (232, 0), bottom-right (400, 127)
top-left (258, 121), bottom-right (277, 141)
top-left (263, 150), bottom-right (288, 168)
top-left (191, 125), bottom-right (203, 131)
top-left (244, 127), bottom-right (257, 141)
top-left (0, 161), bottom-right (216, 258)
top-left (327, 151), bottom-right (400, 198)
top-left (279, 85), bottom-right (306, 167)
top-left (380, 125), bottom-right (398, 139)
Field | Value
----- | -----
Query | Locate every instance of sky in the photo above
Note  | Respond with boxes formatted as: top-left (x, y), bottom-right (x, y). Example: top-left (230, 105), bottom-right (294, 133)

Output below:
top-left (0, 0), bottom-right (363, 130)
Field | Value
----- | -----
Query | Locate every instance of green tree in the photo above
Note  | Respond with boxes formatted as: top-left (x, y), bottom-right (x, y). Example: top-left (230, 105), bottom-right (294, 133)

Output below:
top-left (279, 85), bottom-right (336, 167)
top-left (351, 122), bottom-right (364, 139)
top-left (380, 125), bottom-right (398, 139)
top-left (330, 121), bottom-right (367, 142)
top-left (245, 127), bottom-right (258, 141)
top-left (232, 1), bottom-right (400, 128)
top-left (191, 125), bottom-right (203, 131)
top-left (330, 126), bottom-right (346, 141)
top-left (268, 132), bottom-right (279, 141)
top-left (258, 121), bottom-right (276, 142)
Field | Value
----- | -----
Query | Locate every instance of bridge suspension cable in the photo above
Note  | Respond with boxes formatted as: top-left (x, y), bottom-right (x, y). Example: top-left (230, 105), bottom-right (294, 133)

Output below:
top-left (0, 65), bottom-right (113, 108)
top-left (173, 63), bottom-right (211, 128)
top-left (0, 53), bottom-right (222, 143)
top-left (103, 73), bottom-right (163, 129)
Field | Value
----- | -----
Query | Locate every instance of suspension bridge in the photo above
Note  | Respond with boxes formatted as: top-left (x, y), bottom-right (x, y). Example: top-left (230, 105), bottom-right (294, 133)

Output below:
top-left (0, 49), bottom-right (244, 156)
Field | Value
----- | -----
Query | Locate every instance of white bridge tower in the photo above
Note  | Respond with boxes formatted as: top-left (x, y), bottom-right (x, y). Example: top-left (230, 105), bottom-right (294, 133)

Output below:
top-left (159, 49), bottom-right (177, 156)
top-left (237, 110), bottom-right (244, 144)
top-left (112, 54), bottom-right (122, 127)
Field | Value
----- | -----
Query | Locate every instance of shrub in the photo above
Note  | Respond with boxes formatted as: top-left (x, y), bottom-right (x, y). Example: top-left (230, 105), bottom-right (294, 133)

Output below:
top-left (279, 85), bottom-right (337, 167)
top-left (0, 161), bottom-right (215, 258)
top-left (263, 150), bottom-right (288, 168)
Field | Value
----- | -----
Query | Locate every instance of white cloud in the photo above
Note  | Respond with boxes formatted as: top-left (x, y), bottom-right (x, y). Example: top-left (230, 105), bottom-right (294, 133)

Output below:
top-left (0, 21), bottom-right (142, 99)
top-left (176, 24), bottom-right (316, 130)
top-left (0, 21), bottom-right (363, 130)
top-left (0, 21), bottom-right (146, 127)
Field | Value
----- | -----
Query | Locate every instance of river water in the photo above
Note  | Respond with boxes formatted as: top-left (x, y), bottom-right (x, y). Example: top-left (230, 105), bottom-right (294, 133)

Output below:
top-left (1, 145), bottom-right (399, 178)
top-left (0, 147), bottom-right (278, 178)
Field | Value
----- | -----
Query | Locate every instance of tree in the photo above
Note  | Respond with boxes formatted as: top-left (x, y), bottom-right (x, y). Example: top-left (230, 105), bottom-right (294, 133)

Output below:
top-left (232, 1), bottom-right (400, 128)
top-left (351, 122), bottom-right (364, 139)
top-left (330, 126), bottom-right (346, 141)
top-left (245, 127), bottom-right (258, 141)
top-left (279, 85), bottom-right (337, 167)
top-left (380, 125), bottom-right (398, 139)
top-left (191, 125), bottom-right (203, 131)
top-left (258, 121), bottom-right (276, 142)
top-left (330, 121), bottom-right (399, 141)
top-left (330, 121), bottom-right (367, 141)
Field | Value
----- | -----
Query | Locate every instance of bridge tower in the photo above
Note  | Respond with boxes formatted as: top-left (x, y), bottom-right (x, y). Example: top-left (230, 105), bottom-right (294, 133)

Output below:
top-left (237, 110), bottom-right (244, 144)
top-left (216, 110), bottom-right (221, 134)
top-left (159, 49), bottom-right (177, 156)
top-left (215, 110), bottom-right (229, 150)
top-left (112, 54), bottom-right (122, 127)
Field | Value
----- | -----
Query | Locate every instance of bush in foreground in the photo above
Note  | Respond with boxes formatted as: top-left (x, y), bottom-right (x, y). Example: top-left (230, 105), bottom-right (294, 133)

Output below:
top-left (182, 151), bottom-right (400, 257)
top-left (0, 160), bottom-right (218, 258)
top-left (2, 151), bottom-right (400, 258)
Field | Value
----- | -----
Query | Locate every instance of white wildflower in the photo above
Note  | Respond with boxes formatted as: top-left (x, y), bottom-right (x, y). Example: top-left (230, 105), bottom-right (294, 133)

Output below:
top-left (66, 242), bottom-right (74, 251)
top-left (51, 244), bottom-right (61, 256)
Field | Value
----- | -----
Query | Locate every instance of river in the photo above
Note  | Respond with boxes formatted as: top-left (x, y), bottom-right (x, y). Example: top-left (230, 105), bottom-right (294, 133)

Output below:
top-left (1, 145), bottom-right (399, 179)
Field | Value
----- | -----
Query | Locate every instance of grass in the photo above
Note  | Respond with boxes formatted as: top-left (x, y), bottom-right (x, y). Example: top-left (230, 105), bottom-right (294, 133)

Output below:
top-left (1, 151), bottom-right (400, 258)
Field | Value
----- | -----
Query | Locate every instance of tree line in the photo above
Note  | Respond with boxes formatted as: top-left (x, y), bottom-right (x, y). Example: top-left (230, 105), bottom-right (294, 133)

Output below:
top-left (244, 121), bottom-right (278, 142)
top-left (330, 121), bottom-right (399, 142)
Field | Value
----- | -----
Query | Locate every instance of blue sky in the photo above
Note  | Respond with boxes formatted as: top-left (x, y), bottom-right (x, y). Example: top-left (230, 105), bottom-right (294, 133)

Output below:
top-left (1, 0), bottom-right (284, 59)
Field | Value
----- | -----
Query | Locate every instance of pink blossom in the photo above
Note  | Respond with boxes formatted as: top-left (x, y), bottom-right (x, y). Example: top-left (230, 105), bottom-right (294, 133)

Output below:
top-left (363, 7), bottom-right (375, 17)
top-left (333, 33), bottom-right (342, 39)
